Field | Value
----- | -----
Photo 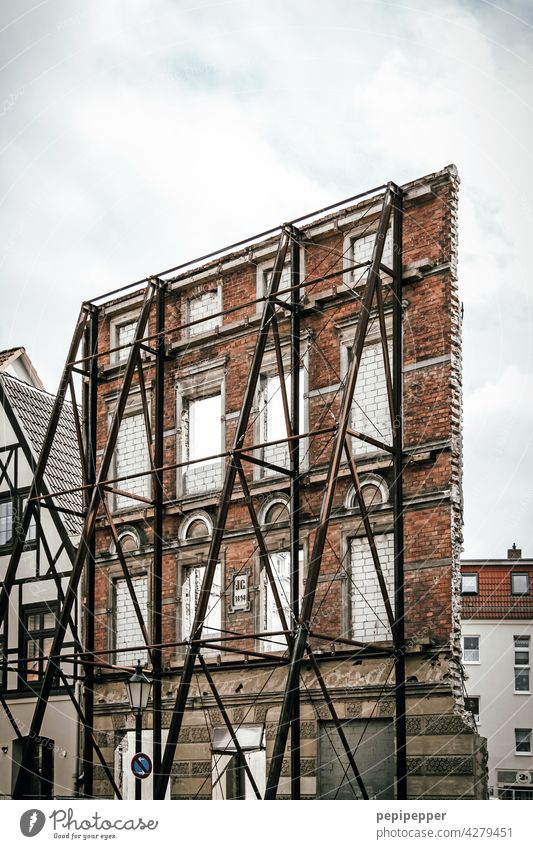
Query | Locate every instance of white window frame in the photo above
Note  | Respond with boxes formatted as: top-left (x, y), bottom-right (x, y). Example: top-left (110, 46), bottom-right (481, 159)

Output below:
top-left (109, 309), bottom-right (141, 365)
top-left (254, 358), bottom-right (308, 481)
top-left (258, 549), bottom-right (305, 651)
top-left (180, 561), bottom-right (223, 651)
top-left (515, 728), bottom-right (532, 755)
top-left (514, 636), bottom-right (531, 694)
top-left (255, 249), bottom-right (304, 313)
top-left (176, 368), bottom-right (225, 498)
top-left (461, 573), bottom-right (479, 595)
top-left (342, 225), bottom-right (393, 287)
top-left (186, 285), bottom-right (222, 338)
top-left (463, 635), bottom-right (480, 664)
top-left (511, 573), bottom-right (530, 596)
top-left (211, 726), bottom-right (266, 800)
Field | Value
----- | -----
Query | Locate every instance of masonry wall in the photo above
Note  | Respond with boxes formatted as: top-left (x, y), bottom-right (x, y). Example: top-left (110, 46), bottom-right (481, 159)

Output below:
top-left (86, 165), bottom-right (486, 799)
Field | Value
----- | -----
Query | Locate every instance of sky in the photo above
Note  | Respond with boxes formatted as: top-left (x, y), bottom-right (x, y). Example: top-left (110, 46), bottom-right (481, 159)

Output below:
top-left (0, 0), bottom-right (532, 559)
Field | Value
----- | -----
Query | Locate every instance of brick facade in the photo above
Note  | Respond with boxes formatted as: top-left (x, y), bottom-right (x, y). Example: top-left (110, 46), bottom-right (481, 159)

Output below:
top-left (87, 165), bottom-right (487, 799)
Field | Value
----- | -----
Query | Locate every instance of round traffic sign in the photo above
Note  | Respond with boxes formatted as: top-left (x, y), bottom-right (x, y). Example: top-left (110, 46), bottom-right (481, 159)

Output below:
top-left (131, 752), bottom-right (152, 779)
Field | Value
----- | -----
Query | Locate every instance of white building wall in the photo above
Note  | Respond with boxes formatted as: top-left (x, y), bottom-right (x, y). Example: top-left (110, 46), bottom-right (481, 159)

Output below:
top-left (0, 400), bottom-right (79, 799)
top-left (462, 619), bottom-right (533, 795)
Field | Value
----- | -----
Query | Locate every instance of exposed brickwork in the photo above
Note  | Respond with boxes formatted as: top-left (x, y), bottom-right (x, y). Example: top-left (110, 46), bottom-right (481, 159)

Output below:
top-left (86, 166), bottom-right (486, 799)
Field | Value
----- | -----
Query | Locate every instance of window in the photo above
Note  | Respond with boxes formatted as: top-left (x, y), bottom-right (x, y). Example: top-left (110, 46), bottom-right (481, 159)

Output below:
top-left (109, 312), bottom-right (139, 365)
top-left (258, 370), bottom-right (304, 476)
top-left (187, 290), bottom-right (220, 337)
top-left (515, 728), bottom-right (532, 754)
top-left (114, 412), bottom-right (150, 510)
top-left (512, 573), bottom-right (530, 596)
top-left (0, 496), bottom-right (13, 547)
top-left (461, 574), bottom-right (479, 595)
top-left (114, 574), bottom-right (148, 667)
top-left (0, 492), bottom-right (36, 549)
top-left (343, 227), bottom-right (393, 283)
top-left (464, 696), bottom-right (480, 723)
top-left (463, 635), bottom-right (480, 663)
top-left (181, 562), bottom-right (222, 646)
top-left (117, 320), bottom-right (136, 361)
top-left (182, 393), bottom-right (223, 495)
top-left (260, 551), bottom-right (291, 642)
top-left (21, 604), bottom-right (57, 683)
top-left (211, 725), bottom-right (265, 800)
top-left (514, 636), bottom-right (530, 693)
top-left (346, 341), bottom-right (393, 456)
top-left (349, 534), bottom-right (395, 642)
top-left (499, 787), bottom-right (533, 800)
top-left (256, 260), bottom-right (294, 311)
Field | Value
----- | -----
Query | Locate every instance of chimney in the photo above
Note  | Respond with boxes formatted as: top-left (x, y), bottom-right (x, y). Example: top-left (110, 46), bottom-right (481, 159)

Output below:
top-left (508, 543), bottom-right (522, 560)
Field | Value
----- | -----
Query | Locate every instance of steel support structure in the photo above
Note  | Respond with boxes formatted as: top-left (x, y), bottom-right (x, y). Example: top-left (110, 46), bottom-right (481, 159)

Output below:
top-left (1, 182), bottom-right (407, 801)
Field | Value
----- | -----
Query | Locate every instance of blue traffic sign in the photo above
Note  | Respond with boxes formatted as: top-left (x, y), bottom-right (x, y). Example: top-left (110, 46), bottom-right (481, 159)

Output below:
top-left (131, 752), bottom-right (152, 779)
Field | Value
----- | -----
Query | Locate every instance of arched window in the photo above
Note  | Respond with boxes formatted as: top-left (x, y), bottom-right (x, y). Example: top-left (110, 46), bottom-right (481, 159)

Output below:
top-left (259, 495), bottom-right (290, 527)
top-left (345, 475), bottom-right (389, 511)
top-left (179, 511), bottom-right (213, 542)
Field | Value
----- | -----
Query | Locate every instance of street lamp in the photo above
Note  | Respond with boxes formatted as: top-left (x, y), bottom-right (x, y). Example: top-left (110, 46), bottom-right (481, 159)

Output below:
top-left (127, 660), bottom-right (152, 800)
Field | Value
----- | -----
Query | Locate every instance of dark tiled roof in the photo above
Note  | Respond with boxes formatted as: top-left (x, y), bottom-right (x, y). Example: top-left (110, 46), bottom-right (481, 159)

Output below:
top-left (0, 372), bottom-right (83, 534)
top-left (0, 347), bottom-right (24, 368)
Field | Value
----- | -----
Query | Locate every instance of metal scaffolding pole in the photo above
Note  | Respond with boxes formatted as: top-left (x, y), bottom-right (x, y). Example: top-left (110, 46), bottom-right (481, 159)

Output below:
top-left (392, 187), bottom-right (407, 800)
top-left (152, 280), bottom-right (166, 791)
top-left (290, 227), bottom-right (301, 800)
top-left (82, 305), bottom-right (99, 798)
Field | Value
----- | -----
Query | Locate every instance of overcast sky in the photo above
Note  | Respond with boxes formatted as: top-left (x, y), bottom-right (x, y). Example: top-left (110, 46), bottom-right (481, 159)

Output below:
top-left (0, 0), bottom-right (532, 559)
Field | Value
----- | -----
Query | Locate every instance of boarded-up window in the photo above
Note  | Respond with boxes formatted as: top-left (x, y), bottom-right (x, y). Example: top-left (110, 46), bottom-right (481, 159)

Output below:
top-left (115, 575), bottom-right (148, 667)
top-left (317, 719), bottom-right (394, 799)
top-left (350, 534), bottom-right (394, 642)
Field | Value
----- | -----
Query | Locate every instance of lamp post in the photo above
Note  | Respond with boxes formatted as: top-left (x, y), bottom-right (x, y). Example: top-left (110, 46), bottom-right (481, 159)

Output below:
top-left (127, 660), bottom-right (152, 801)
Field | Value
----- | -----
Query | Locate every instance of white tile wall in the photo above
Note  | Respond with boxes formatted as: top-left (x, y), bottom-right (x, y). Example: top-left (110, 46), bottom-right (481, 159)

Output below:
top-left (351, 227), bottom-right (393, 275)
top-left (115, 575), bottom-right (148, 666)
top-left (114, 413), bottom-right (150, 509)
top-left (351, 342), bottom-right (393, 455)
top-left (117, 321), bottom-right (136, 361)
top-left (350, 533), bottom-right (394, 642)
top-left (188, 291), bottom-right (220, 336)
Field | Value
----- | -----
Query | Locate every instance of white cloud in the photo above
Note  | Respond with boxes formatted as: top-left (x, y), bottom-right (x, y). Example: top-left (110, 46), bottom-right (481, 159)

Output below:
top-left (0, 0), bottom-right (532, 556)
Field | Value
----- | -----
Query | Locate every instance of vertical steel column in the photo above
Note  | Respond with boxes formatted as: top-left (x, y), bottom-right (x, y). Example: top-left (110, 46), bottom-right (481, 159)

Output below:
top-left (152, 281), bottom-right (165, 793)
top-left (135, 714), bottom-right (142, 801)
top-left (82, 306), bottom-right (99, 798)
top-left (289, 228), bottom-right (301, 800)
top-left (391, 186), bottom-right (407, 800)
